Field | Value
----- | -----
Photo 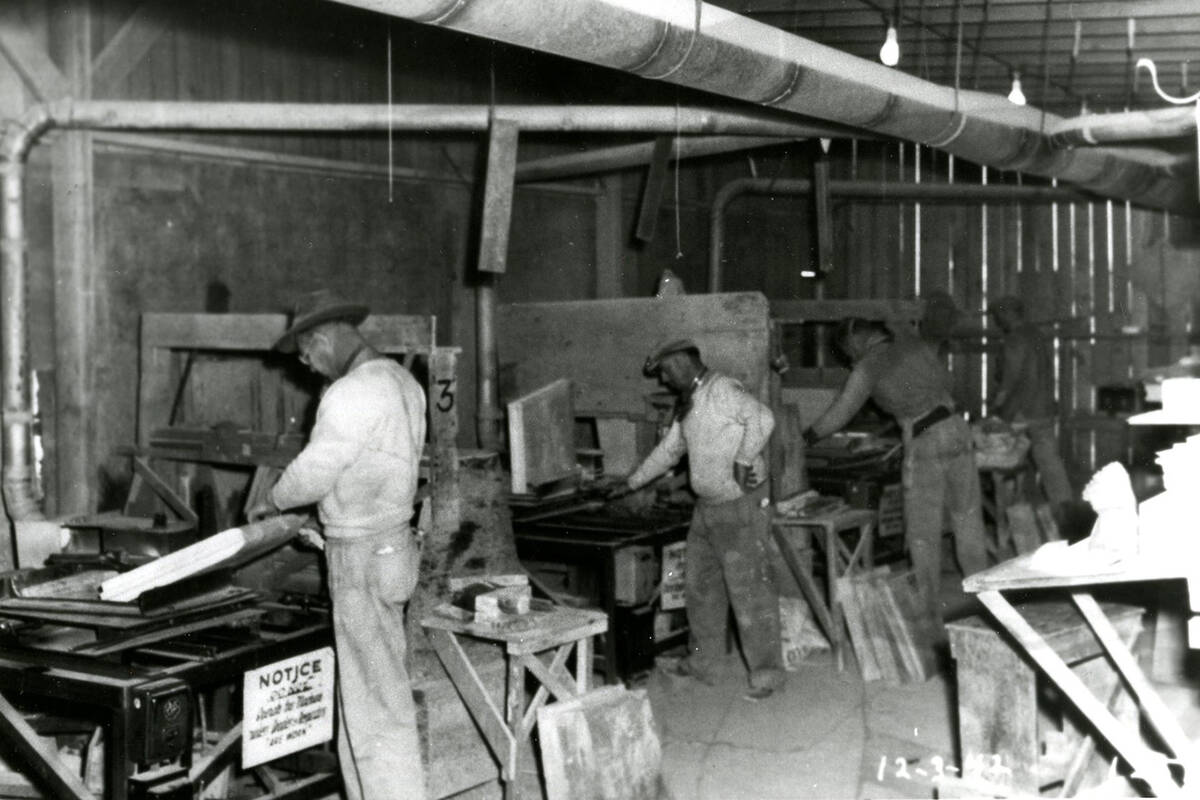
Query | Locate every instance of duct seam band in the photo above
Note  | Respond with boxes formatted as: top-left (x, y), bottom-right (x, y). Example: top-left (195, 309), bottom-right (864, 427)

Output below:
top-left (758, 63), bottom-right (804, 107)
top-left (641, 2), bottom-right (702, 81)
top-left (412, 0), bottom-right (468, 24)
top-left (927, 113), bottom-right (968, 148)
top-left (627, 21), bottom-right (672, 76)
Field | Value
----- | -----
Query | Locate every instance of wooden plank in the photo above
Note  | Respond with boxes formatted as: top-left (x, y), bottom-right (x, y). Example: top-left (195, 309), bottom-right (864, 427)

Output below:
top-left (634, 136), bottom-right (672, 243)
top-left (813, 158), bottom-right (833, 276)
top-left (519, 644), bottom-right (574, 740)
top-left (1071, 593), bottom-right (1196, 772)
top-left (0, 691), bottom-right (92, 800)
top-left (0, 23), bottom-right (68, 100)
top-left (536, 686), bottom-right (661, 800)
top-left (91, 2), bottom-right (171, 95)
top-left (769, 298), bottom-right (925, 324)
top-left (140, 313), bottom-right (433, 352)
top-left (132, 457), bottom-right (198, 524)
top-left (507, 380), bottom-right (575, 494)
top-left (835, 575), bottom-right (880, 681)
top-left (519, 651), bottom-right (576, 704)
top-left (976, 591), bottom-right (1183, 799)
top-left (855, 577), bottom-right (899, 683)
top-left (477, 118), bottom-right (520, 274)
top-left (772, 525), bottom-right (838, 650)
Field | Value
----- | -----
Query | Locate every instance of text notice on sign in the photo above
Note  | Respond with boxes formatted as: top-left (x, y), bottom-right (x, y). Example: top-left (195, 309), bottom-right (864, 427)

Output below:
top-left (242, 647), bottom-right (335, 768)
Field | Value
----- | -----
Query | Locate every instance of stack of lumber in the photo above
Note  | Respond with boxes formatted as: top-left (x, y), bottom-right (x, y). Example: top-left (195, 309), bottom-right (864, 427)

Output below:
top-left (836, 567), bottom-right (938, 684)
top-left (99, 514), bottom-right (306, 601)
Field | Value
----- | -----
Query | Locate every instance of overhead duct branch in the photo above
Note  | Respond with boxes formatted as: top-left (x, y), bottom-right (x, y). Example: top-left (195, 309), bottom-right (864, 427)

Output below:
top-left (5, 100), bottom-right (827, 520)
top-left (325, 0), bottom-right (1196, 212)
top-left (1050, 107), bottom-right (1197, 147)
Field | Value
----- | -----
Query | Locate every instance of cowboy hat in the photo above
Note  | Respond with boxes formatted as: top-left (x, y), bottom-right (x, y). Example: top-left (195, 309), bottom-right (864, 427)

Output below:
top-left (274, 289), bottom-right (369, 353)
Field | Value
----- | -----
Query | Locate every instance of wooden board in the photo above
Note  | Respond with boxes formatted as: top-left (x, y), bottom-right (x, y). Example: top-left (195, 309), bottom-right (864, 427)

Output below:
top-left (537, 686), bottom-right (662, 800)
top-left (1007, 503), bottom-right (1043, 556)
top-left (508, 379), bottom-right (575, 494)
top-left (498, 293), bottom-right (772, 418)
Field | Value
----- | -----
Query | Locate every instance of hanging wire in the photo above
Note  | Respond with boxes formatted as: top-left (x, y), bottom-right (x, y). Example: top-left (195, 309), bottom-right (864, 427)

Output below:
top-left (386, 24), bottom-right (394, 203)
top-left (1038, 0), bottom-right (1052, 133)
top-left (1066, 20), bottom-right (1081, 111)
top-left (969, 0), bottom-right (989, 89)
top-left (1124, 18), bottom-right (1136, 110)
top-left (916, 0), bottom-right (927, 81)
top-left (952, 0), bottom-right (963, 113)
top-left (673, 98), bottom-right (683, 260)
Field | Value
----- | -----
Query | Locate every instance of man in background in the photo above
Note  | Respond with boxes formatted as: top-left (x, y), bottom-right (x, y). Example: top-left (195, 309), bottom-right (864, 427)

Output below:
top-left (802, 319), bottom-right (987, 618)
top-left (989, 295), bottom-right (1073, 511)
top-left (620, 339), bottom-right (783, 701)
top-left (250, 289), bottom-right (427, 800)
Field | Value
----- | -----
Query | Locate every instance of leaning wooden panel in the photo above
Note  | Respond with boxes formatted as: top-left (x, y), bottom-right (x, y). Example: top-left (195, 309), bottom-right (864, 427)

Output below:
top-left (498, 293), bottom-right (772, 417)
top-left (537, 686), bottom-right (663, 800)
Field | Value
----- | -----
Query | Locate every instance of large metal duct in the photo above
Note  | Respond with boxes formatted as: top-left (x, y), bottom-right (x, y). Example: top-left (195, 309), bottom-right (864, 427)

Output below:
top-left (324, 0), bottom-right (1196, 213)
top-left (4, 100), bottom-right (826, 519)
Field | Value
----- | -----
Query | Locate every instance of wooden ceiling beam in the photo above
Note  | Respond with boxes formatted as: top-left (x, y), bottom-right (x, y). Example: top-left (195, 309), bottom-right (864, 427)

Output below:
top-left (733, 0), bottom-right (1200, 25)
top-left (91, 3), bottom-right (172, 97)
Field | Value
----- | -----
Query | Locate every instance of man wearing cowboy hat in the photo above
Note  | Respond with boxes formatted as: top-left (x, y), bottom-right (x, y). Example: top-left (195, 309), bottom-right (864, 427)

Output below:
top-left (620, 339), bottom-right (784, 701)
top-left (249, 289), bottom-right (427, 800)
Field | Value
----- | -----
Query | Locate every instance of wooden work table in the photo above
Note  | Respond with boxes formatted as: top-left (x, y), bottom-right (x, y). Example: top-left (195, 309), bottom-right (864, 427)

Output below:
top-left (961, 542), bottom-right (1198, 798)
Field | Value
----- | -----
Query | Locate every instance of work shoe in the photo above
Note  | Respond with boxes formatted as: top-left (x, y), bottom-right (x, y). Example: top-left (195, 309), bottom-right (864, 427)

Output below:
top-left (741, 685), bottom-right (775, 703)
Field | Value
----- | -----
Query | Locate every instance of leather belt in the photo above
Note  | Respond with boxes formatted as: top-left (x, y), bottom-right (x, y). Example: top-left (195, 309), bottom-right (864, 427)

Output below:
top-left (911, 405), bottom-right (953, 438)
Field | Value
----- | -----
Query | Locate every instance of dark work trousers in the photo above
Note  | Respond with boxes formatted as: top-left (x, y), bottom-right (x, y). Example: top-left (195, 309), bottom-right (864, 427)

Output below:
top-left (684, 485), bottom-right (784, 690)
top-left (325, 527), bottom-right (426, 800)
top-left (901, 414), bottom-right (988, 620)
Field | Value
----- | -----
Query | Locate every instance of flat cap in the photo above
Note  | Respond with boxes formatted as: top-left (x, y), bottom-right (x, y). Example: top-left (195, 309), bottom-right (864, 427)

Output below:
top-left (644, 338), bottom-right (700, 376)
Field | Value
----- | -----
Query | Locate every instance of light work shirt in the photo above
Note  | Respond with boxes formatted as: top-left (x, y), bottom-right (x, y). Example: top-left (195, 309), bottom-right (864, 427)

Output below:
top-left (272, 357), bottom-right (426, 537)
top-left (628, 372), bottom-right (774, 504)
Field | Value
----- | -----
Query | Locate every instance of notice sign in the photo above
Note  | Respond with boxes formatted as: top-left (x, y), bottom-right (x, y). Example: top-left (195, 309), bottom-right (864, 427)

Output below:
top-left (242, 647), bottom-right (335, 768)
top-left (660, 541), bottom-right (687, 611)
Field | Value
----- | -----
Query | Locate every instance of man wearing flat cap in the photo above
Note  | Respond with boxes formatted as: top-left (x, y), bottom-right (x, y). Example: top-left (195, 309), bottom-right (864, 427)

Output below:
top-left (989, 296), bottom-right (1072, 510)
top-left (621, 339), bottom-right (783, 701)
top-left (249, 289), bottom-right (427, 800)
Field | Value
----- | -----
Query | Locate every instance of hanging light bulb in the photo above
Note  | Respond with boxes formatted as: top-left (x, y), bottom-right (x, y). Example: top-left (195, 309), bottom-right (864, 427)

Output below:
top-left (1007, 71), bottom-right (1027, 105)
top-left (879, 23), bottom-right (900, 67)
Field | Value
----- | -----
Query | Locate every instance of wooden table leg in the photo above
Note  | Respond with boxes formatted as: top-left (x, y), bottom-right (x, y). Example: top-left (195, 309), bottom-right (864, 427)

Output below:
top-left (823, 522), bottom-right (845, 670)
top-left (575, 635), bottom-right (592, 693)
top-left (771, 524), bottom-right (838, 666)
top-left (977, 591), bottom-right (1184, 799)
top-left (1071, 592), bottom-right (1200, 776)
top-left (504, 656), bottom-right (526, 800)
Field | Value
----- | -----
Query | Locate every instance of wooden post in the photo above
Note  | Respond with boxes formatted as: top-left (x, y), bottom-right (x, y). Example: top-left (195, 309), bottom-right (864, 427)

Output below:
top-left (813, 157), bottom-right (834, 277)
top-left (50, 2), bottom-right (96, 515)
top-left (594, 175), bottom-right (623, 298)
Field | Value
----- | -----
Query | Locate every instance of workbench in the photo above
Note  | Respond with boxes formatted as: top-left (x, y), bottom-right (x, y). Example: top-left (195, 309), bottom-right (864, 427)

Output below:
top-left (514, 510), bottom-right (689, 683)
top-left (422, 602), bottom-right (607, 800)
top-left (962, 543), bottom-right (1200, 798)
top-left (0, 596), bottom-right (334, 800)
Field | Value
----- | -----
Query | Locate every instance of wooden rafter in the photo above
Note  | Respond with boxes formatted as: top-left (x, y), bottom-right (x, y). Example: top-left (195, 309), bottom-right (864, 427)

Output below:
top-left (0, 24), bottom-right (68, 101)
top-left (91, 2), bottom-right (171, 96)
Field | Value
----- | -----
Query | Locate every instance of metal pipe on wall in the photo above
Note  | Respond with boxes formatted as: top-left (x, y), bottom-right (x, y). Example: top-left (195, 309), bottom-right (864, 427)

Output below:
top-left (475, 277), bottom-right (500, 451)
top-left (6, 100), bottom-right (827, 519)
top-left (707, 177), bottom-right (1088, 292)
top-left (327, 0), bottom-right (1195, 212)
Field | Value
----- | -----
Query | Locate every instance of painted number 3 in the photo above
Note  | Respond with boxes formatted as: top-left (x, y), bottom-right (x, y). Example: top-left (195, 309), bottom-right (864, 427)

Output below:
top-left (435, 379), bottom-right (456, 412)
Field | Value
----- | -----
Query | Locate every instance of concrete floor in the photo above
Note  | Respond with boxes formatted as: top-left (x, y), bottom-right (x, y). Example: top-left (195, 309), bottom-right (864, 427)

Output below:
top-left (644, 606), bottom-right (1200, 800)
top-left (646, 647), bottom-right (957, 800)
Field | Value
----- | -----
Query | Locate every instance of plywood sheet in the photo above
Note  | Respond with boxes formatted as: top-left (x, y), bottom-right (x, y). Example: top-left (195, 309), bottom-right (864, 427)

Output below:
top-left (498, 293), bottom-right (771, 418)
top-left (508, 379), bottom-right (576, 494)
top-left (537, 686), bottom-right (663, 800)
